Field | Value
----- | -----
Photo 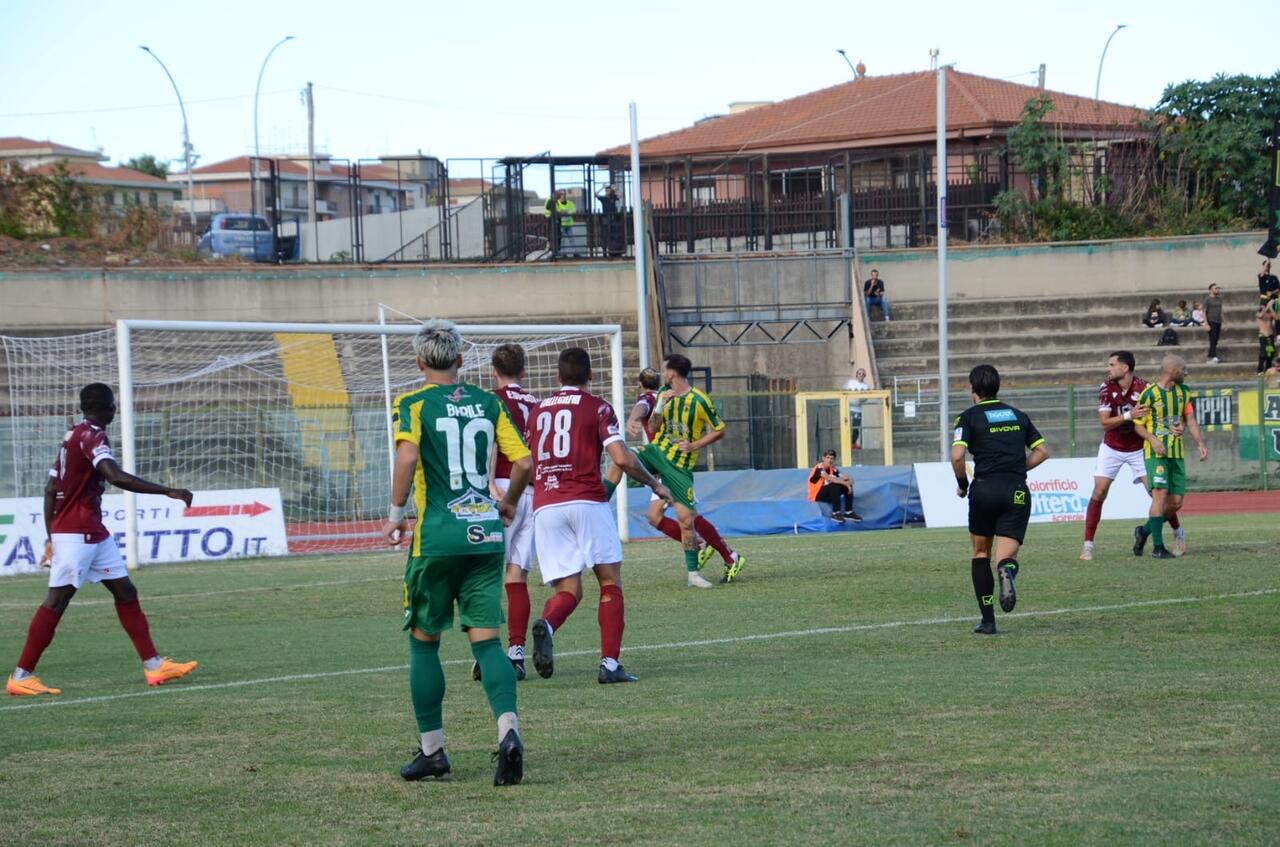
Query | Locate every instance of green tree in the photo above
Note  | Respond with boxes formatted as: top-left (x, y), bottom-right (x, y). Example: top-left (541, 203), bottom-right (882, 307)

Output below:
top-left (29, 161), bottom-right (100, 237)
top-left (121, 154), bottom-right (169, 179)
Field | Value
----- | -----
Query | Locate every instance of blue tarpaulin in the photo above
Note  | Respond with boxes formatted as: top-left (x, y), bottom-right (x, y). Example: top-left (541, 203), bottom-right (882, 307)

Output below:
top-left (624, 466), bottom-right (923, 538)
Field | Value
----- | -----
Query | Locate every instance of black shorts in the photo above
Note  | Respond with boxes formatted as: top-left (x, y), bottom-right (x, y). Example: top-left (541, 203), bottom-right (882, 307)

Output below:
top-left (967, 477), bottom-right (1031, 543)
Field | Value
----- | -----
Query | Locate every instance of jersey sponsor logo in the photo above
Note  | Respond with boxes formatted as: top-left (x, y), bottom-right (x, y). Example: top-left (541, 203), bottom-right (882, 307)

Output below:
top-left (989, 424), bottom-right (1022, 433)
top-left (953, 427), bottom-right (964, 441)
top-left (544, 474), bottom-right (561, 491)
top-left (447, 386), bottom-right (466, 403)
top-left (983, 409), bottom-right (1017, 423)
top-left (467, 525), bottom-right (502, 544)
top-left (446, 490), bottom-right (498, 522)
top-left (1012, 489), bottom-right (1027, 506)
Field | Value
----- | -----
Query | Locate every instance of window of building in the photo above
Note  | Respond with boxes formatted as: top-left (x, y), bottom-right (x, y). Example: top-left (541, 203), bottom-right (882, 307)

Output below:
top-left (104, 191), bottom-right (114, 208)
top-left (149, 191), bottom-right (158, 209)
top-left (768, 168), bottom-right (825, 198)
top-left (691, 178), bottom-right (716, 206)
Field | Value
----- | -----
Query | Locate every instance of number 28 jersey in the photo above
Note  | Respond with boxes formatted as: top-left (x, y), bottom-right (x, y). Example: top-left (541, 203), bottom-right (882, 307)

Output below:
top-left (530, 386), bottom-right (624, 512)
top-left (393, 381), bottom-right (530, 558)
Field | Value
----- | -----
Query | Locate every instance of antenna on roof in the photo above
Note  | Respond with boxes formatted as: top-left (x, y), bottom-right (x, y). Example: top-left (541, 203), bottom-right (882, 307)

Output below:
top-left (929, 48), bottom-right (939, 71)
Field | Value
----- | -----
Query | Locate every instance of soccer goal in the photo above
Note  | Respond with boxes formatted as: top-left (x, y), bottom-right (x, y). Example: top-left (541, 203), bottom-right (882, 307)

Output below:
top-left (2, 319), bottom-right (625, 570)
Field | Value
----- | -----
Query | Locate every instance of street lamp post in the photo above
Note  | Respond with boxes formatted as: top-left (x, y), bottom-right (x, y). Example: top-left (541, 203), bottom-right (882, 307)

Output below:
top-left (1094, 25), bottom-right (1127, 101)
top-left (140, 46), bottom-right (196, 226)
top-left (253, 36), bottom-right (295, 224)
top-left (836, 49), bottom-right (857, 78)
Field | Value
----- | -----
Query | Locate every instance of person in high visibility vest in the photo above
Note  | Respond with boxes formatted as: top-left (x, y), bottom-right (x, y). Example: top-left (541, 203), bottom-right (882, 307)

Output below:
top-left (543, 190), bottom-right (576, 253)
top-left (808, 449), bottom-right (860, 522)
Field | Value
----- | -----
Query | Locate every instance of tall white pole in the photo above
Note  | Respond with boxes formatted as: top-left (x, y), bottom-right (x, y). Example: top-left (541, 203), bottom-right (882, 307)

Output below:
top-left (140, 47), bottom-right (196, 226)
top-left (1094, 25), bottom-right (1127, 100)
top-left (378, 304), bottom-right (397, 487)
top-left (629, 102), bottom-right (650, 369)
top-left (936, 60), bottom-right (950, 461)
top-left (115, 321), bottom-right (139, 571)
top-left (610, 327), bottom-right (629, 542)
top-left (306, 81), bottom-right (318, 261)
top-left (253, 36), bottom-right (295, 235)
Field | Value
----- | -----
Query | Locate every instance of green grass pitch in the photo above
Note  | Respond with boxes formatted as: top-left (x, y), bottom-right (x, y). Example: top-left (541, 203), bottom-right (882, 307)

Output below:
top-left (1, 515), bottom-right (1277, 846)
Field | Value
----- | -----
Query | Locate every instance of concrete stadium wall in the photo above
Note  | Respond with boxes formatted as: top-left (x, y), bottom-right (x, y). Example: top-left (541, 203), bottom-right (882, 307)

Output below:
top-left (863, 231), bottom-right (1269, 303)
top-left (0, 262), bottom-right (637, 331)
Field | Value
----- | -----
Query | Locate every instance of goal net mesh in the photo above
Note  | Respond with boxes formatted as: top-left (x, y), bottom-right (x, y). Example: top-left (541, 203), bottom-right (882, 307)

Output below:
top-left (1, 324), bottom-right (618, 555)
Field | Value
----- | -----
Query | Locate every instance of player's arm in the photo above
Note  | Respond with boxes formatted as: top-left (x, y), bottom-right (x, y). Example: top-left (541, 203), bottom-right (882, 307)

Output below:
top-left (97, 459), bottom-right (193, 506)
top-left (950, 413), bottom-right (970, 497)
top-left (606, 441), bottom-right (672, 505)
top-left (626, 398), bottom-right (651, 439)
top-left (383, 439), bottom-right (418, 545)
top-left (41, 474), bottom-right (57, 566)
top-left (1024, 418), bottom-right (1049, 471)
top-left (647, 389), bottom-right (668, 431)
top-left (1183, 401), bottom-right (1209, 461)
top-left (1132, 420), bottom-right (1166, 457)
top-left (493, 406), bottom-right (532, 520)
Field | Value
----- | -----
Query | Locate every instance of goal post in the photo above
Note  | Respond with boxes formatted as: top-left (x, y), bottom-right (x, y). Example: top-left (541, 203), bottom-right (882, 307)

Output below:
top-left (106, 318), bottom-right (626, 570)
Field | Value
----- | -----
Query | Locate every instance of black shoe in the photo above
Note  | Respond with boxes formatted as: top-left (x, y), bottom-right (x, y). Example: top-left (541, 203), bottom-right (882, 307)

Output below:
top-left (400, 747), bottom-right (451, 781)
top-left (998, 564), bottom-right (1017, 613)
top-left (1151, 546), bottom-right (1176, 560)
top-left (847, 511), bottom-right (863, 523)
top-left (531, 619), bottom-right (554, 679)
top-left (598, 663), bottom-right (638, 684)
top-left (471, 660), bottom-right (481, 682)
top-left (1133, 525), bottom-right (1150, 556)
top-left (832, 513), bottom-right (845, 523)
top-left (512, 658), bottom-right (527, 681)
top-left (492, 729), bottom-right (523, 786)
top-left (973, 620), bottom-right (997, 635)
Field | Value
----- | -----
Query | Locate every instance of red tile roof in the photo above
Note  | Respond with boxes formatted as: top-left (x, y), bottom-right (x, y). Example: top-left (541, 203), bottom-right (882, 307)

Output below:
top-left (182, 156), bottom-right (418, 185)
top-left (30, 161), bottom-right (172, 188)
top-left (602, 69), bottom-right (1146, 159)
top-left (0, 136), bottom-right (103, 159)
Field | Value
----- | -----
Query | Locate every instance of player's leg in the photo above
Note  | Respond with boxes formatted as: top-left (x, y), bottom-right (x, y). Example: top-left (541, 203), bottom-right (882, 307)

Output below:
top-left (1135, 455), bottom-right (1172, 557)
top-left (530, 506), bottom-right (588, 679)
top-left (401, 555), bottom-right (453, 781)
top-left (591, 562), bottom-right (635, 683)
top-left (1082, 475), bottom-right (1112, 559)
top-left (476, 561), bottom-right (530, 683)
top-left (1165, 461), bottom-right (1188, 556)
top-left (457, 552), bottom-right (522, 786)
top-left (991, 480), bottom-right (1031, 615)
top-left (7, 579), bottom-right (76, 696)
top-left (98, 576), bottom-right (192, 686)
top-left (968, 532), bottom-right (997, 634)
top-left (647, 496), bottom-right (685, 544)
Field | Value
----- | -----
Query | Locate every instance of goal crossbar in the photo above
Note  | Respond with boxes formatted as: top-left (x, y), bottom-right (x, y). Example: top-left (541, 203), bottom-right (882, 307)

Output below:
top-left (114, 319), bottom-right (628, 569)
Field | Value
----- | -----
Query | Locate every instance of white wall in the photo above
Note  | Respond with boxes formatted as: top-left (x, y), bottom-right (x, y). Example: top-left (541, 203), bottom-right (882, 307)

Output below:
top-left (299, 198), bottom-right (484, 263)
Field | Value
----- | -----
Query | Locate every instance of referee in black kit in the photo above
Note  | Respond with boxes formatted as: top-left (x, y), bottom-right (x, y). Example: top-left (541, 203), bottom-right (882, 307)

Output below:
top-left (950, 365), bottom-right (1050, 634)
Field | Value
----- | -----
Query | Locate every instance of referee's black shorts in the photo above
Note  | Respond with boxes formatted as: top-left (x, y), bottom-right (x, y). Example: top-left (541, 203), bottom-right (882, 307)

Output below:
top-left (967, 476), bottom-right (1031, 543)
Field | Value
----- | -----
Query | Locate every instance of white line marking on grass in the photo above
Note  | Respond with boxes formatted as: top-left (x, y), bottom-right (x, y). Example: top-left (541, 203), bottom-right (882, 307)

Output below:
top-left (0, 577), bottom-right (392, 609)
top-left (3, 587), bottom-right (1275, 714)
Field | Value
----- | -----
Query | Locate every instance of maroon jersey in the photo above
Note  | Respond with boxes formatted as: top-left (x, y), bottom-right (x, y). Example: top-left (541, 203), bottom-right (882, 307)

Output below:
top-left (531, 386), bottom-right (624, 511)
top-left (49, 419), bottom-right (114, 542)
top-left (1099, 376), bottom-right (1148, 452)
top-left (493, 383), bottom-right (538, 480)
top-left (634, 390), bottom-right (658, 442)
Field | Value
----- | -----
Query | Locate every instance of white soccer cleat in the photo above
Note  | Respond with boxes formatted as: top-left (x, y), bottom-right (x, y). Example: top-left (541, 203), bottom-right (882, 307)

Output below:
top-left (1171, 534), bottom-right (1187, 557)
top-left (687, 572), bottom-right (714, 589)
top-left (1079, 541), bottom-right (1094, 561)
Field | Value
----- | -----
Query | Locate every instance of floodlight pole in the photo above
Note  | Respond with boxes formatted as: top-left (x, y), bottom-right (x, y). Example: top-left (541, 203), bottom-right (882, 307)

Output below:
top-left (140, 46), bottom-right (196, 226)
top-left (1094, 25), bottom-right (1127, 101)
top-left (630, 102), bottom-right (649, 369)
top-left (936, 54), bottom-right (950, 461)
top-left (253, 36), bottom-right (295, 220)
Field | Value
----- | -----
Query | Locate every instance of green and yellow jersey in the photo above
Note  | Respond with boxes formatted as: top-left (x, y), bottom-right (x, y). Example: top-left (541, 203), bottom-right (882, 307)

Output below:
top-left (650, 386), bottom-right (725, 471)
top-left (1136, 381), bottom-right (1193, 460)
top-left (393, 381), bottom-right (529, 558)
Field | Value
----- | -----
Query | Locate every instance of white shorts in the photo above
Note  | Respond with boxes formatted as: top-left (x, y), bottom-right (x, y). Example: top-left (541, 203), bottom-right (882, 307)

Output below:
top-left (494, 479), bottom-right (536, 571)
top-left (1093, 443), bottom-right (1146, 483)
top-left (49, 534), bottom-right (126, 589)
top-left (533, 501), bottom-right (623, 585)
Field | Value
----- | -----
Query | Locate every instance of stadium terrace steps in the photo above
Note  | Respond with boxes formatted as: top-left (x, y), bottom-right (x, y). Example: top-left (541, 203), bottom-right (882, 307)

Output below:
top-left (871, 289), bottom-right (1265, 388)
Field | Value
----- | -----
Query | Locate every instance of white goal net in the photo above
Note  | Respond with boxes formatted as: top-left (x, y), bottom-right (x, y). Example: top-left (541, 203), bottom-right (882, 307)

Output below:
top-left (1, 320), bottom-right (624, 567)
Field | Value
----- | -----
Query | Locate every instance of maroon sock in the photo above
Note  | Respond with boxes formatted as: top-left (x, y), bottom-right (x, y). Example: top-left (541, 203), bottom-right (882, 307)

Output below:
top-left (505, 582), bottom-right (531, 648)
top-left (694, 516), bottom-right (734, 564)
top-left (598, 585), bottom-right (625, 661)
top-left (1167, 513), bottom-right (1180, 530)
top-left (17, 606), bottom-right (62, 673)
top-left (114, 598), bottom-right (158, 661)
top-left (541, 590), bottom-right (580, 633)
top-left (655, 517), bottom-right (683, 544)
top-left (1084, 498), bottom-right (1104, 542)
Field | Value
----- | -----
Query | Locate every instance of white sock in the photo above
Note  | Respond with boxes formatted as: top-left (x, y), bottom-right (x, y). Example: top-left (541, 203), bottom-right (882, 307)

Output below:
top-left (143, 656), bottom-right (164, 671)
top-left (601, 657), bottom-right (619, 672)
top-left (419, 729), bottom-right (445, 755)
top-left (507, 644), bottom-right (524, 661)
top-left (1174, 527), bottom-right (1186, 540)
top-left (12, 667), bottom-right (32, 680)
top-left (497, 711), bottom-right (519, 742)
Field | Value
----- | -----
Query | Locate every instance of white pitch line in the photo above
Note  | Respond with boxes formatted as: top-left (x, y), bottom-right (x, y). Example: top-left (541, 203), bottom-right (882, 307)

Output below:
top-left (2, 587), bottom-right (1274, 714)
top-left (0, 577), bottom-right (393, 609)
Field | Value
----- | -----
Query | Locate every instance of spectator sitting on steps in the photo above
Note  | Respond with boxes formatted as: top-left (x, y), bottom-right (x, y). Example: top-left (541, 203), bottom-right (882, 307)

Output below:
top-left (863, 269), bottom-right (890, 321)
top-left (1141, 299), bottom-right (1168, 328)
top-left (808, 449), bottom-right (862, 523)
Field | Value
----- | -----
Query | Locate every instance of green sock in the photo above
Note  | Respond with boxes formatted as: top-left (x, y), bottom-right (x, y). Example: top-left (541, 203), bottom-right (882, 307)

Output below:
top-left (409, 637), bottom-right (445, 733)
top-left (684, 548), bottom-right (699, 572)
top-left (603, 478), bottom-right (617, 499)
top-left (470, 637), bottom-right (517, 719)
top-left (1146, 516), bottom-right (1167, 547)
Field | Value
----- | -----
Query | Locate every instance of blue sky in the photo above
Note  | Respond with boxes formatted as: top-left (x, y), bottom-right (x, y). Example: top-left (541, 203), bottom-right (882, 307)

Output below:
top-left (2, 0), bottom-right (1273, 180)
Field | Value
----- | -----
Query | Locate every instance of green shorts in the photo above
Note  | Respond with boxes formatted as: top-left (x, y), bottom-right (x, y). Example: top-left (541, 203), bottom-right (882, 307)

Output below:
top-left (403, 552), bottom-right (505, 635)
top-left (1144, 455), bottom-right (1187, 496)
top-left (636, 443), bottom-right (697, 510)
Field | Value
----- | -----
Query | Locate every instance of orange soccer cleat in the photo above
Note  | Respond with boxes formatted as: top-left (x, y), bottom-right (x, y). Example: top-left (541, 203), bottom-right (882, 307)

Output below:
top-left (144, 658), bottom-right (199, 687)
top-left (6, 674), bottom-right (62, 696)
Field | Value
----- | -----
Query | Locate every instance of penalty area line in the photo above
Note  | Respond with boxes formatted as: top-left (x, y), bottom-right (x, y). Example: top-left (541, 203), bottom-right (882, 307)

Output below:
top-left (2, 586), bottom-right (1275, 714)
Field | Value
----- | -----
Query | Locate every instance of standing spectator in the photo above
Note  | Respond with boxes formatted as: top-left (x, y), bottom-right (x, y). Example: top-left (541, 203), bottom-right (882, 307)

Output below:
top-left (843, 367), bottom-right (870, 450)
top-left (595, 185), bottom-right (624, 257)
top-left (863, 269), bottom-right (890, 321)
top-left (1141, 299), bottom-right (1168, 328)
top-left (1257, 259), bottom-right (1279, 304)
top-left (543, 189), bottom-right (576, 255)
top-left (1257, 302), bottom-right (1278, 373)
top-left (1204, 283), bottom-right (1223, 363)
top-left (807, 449), bottom-right (861, 522)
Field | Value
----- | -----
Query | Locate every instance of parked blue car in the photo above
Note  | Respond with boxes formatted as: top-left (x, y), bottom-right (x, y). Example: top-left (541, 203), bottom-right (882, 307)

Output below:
top-left (197, 214), bottom-right (276, 262)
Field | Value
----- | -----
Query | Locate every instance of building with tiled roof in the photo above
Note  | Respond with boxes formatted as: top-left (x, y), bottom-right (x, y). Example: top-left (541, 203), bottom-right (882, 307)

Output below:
top-left (0, 136), bottom-right (182, 216)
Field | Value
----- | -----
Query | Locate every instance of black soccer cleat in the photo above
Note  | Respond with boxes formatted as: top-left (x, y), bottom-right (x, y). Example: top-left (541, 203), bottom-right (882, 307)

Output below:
top-left (998, 564), bottom-right (1017, 613)
top-left (598, 664), bottom-right (639, 684)
top-left (973, 620), bottom-right (997, 635)
top-left (531, 619), bottom-right (554, 679)
top-left (1151, 546), bottom-right (1176, 560)
top-left (471, 660), bottom-right (482, 682)
top-left (400, 747), bottom-right (451, 781)
top-left (492, 729), bottom-right (524, 786)
top-left (847, 511), bottom-right (864, 522)
top-left (1132, 525), bottom-right (1150, 556)
top-left (512, 658), bottom-right (527, 682)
